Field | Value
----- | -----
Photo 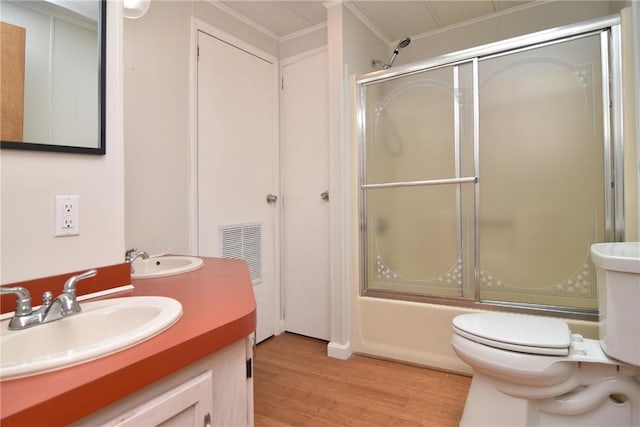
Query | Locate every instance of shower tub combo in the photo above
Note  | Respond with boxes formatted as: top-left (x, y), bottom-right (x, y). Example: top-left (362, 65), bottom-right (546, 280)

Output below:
top-left (356, 15), bottom-right (627, 319)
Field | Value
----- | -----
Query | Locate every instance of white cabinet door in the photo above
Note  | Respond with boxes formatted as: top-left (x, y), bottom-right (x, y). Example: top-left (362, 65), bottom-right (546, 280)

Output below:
top-left (101, 371), bottom-right (213, 427)
top-left (72, 338), bottom-right (254, 427)
top-left (210, 334), bottom-right (250, 426)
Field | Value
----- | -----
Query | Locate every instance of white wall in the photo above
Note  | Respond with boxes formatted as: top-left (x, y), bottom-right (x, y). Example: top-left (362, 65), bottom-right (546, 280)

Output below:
top-left (396, 1), bottom-right (626, 66)
top-left (51, 19), bottom-right (99, 147)
top-left (123, 1), bottom-right (277, 256)
top-left (342, 1), bottom-right (634, 373)
top-left (342, 6), bottom-right (387, 74)
top-left (0, 2), bottom-right (124, 284)
top-left (123, 1), bottom-right (192, 256)
top-left (280, 24), bottom-right (326, 60)
top-left (635, 2), bottom-right (640, 240)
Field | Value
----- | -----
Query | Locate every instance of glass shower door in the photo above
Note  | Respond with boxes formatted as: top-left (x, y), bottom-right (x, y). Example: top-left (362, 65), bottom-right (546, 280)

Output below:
top-left (477, 33), bottom-right (606, 310)
top-left (360, 63), bottom-right (476, 299)
top-left (358, 18), bottom-right (620, 316)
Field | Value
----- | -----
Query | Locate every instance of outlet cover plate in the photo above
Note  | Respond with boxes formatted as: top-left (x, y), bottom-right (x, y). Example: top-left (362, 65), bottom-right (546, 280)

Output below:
top-left (55, 195), bottom-right (80, 236)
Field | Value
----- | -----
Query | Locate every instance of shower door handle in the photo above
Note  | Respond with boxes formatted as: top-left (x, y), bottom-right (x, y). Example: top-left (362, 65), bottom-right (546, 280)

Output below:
top-left (266, 194), bottom-right (278, 204)
top-left (362, 176), bottom-right (477, 190)
top-left (320, 191), bottom-right (329, 201)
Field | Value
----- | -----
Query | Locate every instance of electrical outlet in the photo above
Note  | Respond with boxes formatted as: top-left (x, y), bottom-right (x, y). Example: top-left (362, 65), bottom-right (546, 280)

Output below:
top-left (55, 195), bottom-right (80, 236)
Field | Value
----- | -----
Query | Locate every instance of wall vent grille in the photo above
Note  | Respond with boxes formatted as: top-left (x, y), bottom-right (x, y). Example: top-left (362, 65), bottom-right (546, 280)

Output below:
top-left (219, 222), bottom-right (262, 285)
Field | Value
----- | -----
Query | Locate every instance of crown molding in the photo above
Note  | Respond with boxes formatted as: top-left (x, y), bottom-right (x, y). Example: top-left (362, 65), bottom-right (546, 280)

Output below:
top-left (280, 21), bottom-right (327, 42)
top-left (205, 0), bottom-right (280, 40)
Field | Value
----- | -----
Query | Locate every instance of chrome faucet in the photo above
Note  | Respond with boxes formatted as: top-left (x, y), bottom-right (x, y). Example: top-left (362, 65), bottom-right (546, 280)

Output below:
top-left (125, 248), bottom-right (149, 263)
top-left (1, 269), bottom-right (97, 330)
top-left (125, 248), bottom-right (149, 273)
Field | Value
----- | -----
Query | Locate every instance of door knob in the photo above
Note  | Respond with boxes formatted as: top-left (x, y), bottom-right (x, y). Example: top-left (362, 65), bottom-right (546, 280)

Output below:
top-left (266, 194), bottom-right (278, 204)
top-left (320, 191), bottom-right (329, 201)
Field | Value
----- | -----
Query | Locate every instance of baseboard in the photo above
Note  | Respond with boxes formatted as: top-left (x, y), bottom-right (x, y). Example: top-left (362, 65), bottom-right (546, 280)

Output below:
top-left (327, 341), bottom-right (352, 360)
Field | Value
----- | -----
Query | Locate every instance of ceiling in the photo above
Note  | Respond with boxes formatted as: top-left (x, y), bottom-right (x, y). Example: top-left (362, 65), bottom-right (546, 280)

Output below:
top-left (218, 1), bottom-right (533, 43)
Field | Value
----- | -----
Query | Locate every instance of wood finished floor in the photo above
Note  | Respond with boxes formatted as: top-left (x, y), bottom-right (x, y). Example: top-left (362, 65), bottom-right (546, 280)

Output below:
top-left (254, 333), bottom-right (471, 427)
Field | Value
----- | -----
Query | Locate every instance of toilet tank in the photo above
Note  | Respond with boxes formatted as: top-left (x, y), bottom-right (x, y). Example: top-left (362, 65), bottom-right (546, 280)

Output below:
top-left (591, 242), bottom-right (640, 365)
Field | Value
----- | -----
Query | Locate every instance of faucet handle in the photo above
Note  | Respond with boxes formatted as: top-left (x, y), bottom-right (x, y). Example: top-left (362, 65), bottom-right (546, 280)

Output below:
top-left (125, 248), bottom-right (137, 261)
top-left (63, 269), bottom-right (97, 296)
top-left (1, 287), bottom-right (32, 316)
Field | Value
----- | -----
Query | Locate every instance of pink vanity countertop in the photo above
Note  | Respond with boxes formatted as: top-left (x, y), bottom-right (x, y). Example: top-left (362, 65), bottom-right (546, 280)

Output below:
top-left (0, 257), bottom-right (256, 426)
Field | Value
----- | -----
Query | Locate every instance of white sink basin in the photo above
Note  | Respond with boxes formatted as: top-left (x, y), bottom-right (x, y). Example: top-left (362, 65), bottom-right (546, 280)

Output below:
top-left (0, 296), bottom-right (182, 380)
top-left (132, 256), bottom-right (204, 279)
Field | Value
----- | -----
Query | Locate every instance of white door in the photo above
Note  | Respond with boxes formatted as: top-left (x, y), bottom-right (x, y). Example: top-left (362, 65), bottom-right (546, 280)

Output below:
top-left (197, 29), bottom-right (279, 343)
top-left (281, 51), bottom-right (330, 340)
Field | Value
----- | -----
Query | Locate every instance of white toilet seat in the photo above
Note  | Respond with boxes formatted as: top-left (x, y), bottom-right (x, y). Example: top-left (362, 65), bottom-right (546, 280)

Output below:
top-left (452, 312), bottom-right (572, 356)
top-left (451, 312), bottom-right (623, 392)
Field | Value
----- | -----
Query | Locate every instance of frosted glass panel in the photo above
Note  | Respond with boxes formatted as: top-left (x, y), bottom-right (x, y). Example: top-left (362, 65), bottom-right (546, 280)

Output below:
top-left (366, 185), bottom-right (474, 298)
top-left (478, 34), bottom-right (604, 309)
top-left (364, 67), bottom-right (456, 184)
top-left (362, 63), bottom-right (476, 298)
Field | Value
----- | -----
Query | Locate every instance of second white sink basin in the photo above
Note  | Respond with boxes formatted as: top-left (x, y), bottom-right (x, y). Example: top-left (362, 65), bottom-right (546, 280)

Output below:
top-left (0, 296), bottom-right (182, 380)
top-left (132, 255), bottom-right (204, 279)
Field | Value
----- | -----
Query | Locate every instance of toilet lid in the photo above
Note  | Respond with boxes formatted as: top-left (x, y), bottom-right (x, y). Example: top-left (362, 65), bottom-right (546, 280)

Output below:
top-left (453, 312), bottom-right (572, 356)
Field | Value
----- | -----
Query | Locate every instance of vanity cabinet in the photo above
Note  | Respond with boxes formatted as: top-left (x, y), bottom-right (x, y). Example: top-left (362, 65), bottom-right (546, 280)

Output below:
top-left (101, 371), bottom-right (213, 426)
top-left (71, 336), bottom-right (254, 427)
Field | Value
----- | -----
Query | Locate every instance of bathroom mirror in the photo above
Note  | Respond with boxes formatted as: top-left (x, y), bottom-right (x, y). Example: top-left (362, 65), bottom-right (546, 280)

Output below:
top-left (0, 0), bottom-right (106, 154)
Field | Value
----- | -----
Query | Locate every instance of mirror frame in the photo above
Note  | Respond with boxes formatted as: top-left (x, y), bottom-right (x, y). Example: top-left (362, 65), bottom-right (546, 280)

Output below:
top-left (1, 0), bottom-right (106, 155)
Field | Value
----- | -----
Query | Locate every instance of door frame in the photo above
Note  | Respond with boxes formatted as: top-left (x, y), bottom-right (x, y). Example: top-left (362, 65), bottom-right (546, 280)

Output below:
top-left (189, 17), bottom-right (282, 338)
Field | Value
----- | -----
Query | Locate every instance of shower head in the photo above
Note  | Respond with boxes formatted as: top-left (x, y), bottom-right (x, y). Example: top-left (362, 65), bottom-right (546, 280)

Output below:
top-left (388, 37), bottom-right (411, 67)
top-left (395, 37), bottom-right (412, 50)
top-left (371, 36), bottom-right (412, 69)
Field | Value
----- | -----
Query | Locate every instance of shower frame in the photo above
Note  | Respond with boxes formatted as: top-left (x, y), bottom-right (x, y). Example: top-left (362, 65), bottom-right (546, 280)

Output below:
top-left (356, 15), bottom-right (624, 320)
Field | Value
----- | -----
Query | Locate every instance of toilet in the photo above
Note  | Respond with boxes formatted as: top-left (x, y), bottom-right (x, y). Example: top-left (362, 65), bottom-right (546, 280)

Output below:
top-left (451, 242), bottom-right (640, 426)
